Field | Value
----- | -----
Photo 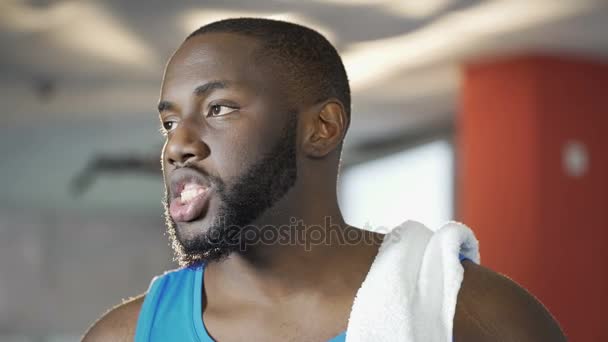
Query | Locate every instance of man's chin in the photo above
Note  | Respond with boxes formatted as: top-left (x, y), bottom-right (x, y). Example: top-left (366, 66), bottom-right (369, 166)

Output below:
top-left (168, 211), bottom-right (240, 266)
top-left (174, 215), bottom-right (212, 237)
top-left (173, 214), bottom-right (222, 251)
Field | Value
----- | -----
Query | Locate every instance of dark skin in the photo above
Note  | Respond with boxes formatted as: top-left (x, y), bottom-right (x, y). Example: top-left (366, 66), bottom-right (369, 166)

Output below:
top-left (83, 33), bottom-right (566, 341)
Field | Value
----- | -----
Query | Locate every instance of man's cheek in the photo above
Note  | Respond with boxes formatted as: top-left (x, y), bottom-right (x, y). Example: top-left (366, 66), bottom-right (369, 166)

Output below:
top-left (215, 142), bottom-right (260, 171)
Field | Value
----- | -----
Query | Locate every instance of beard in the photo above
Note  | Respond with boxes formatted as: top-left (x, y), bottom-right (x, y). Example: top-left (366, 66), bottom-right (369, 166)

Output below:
top-left (163, 114), bottom-right (298, 267)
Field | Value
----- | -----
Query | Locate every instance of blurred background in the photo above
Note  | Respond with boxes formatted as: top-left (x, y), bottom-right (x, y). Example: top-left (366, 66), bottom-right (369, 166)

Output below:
top-left (1, 0), bottom-right (607, 341)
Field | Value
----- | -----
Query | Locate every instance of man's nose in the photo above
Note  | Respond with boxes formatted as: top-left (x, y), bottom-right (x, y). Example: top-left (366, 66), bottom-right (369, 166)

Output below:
top-left (165, 126), bottom-right (209, 167)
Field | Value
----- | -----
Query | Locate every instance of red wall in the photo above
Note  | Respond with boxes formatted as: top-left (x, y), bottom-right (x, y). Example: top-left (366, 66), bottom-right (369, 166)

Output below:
top-left (458, 55), bottom-right (608, 341)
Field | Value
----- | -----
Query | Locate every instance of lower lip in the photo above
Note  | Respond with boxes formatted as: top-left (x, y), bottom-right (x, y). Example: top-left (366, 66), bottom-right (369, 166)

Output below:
top-left (169, 190), bottom-right (212, 223)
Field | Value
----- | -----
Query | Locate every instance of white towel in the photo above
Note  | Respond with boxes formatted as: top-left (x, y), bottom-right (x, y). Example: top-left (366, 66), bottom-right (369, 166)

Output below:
top-left (345, 220), bottom-right (480, 342)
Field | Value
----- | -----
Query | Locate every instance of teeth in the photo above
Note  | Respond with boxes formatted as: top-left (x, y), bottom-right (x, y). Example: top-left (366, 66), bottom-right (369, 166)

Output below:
top-left (180, 184), bottom-right (207, 203)
top-left (184, 183), bottom-right (200, 190)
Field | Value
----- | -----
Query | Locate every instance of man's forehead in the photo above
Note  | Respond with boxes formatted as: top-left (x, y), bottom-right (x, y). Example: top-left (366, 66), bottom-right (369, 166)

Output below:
top-left (167, 33), bottom-right (260, 73)
top-left (162, 33), bottom-right (268, 91)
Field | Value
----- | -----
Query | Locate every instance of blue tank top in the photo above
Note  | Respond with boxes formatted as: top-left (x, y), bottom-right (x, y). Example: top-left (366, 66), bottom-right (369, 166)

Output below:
top-left (136, 255), bottom-right (469, 341)
top-left (134, 264), bottom-right (346, 341)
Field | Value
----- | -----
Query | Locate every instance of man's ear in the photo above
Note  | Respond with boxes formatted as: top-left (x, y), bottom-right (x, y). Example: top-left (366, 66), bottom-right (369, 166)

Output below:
top-left (301, 100), bottom-right (348, 158)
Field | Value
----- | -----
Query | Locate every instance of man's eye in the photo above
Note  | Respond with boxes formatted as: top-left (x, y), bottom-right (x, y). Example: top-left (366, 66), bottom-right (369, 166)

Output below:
top-left (162, 121), bottom-right (177, 132)
top-left (208, 105), bottom-right (237, 117)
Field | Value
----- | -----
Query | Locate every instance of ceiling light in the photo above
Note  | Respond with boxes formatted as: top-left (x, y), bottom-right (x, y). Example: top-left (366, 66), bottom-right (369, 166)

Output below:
top-left (0, 0), bottom-right (158, 69)
top-left (341, 1), bottom-right (599, 91)
top-left (312, 0), bottom-right (453, 18)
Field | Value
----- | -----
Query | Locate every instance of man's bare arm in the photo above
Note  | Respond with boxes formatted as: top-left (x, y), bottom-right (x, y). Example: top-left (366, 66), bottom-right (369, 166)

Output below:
top-left (82, 294), bottom-right (144, 342)
top-left (454, 261), bottom-right (567, 341)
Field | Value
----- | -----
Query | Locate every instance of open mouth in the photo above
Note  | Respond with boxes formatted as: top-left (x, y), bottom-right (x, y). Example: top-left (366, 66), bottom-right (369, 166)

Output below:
top-left (168, 169), bottom-right (214, 223)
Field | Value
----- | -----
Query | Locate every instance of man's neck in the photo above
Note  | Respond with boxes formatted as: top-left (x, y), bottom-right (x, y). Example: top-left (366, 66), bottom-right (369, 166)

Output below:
top-left (204, 218), bottom-right (382, 305)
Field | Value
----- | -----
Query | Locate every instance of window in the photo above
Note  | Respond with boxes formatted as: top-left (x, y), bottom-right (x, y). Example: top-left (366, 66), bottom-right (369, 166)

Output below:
top-left (338, 140), bottom-right (453, 232)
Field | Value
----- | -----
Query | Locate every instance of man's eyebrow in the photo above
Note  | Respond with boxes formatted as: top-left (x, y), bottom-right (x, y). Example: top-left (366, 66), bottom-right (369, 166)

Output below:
top-left (193, 80), bottom-right (230, 96)
top-left (157, 81), bottom-right (231, 113)
top-left (157, 101), bottom-right (175, 113)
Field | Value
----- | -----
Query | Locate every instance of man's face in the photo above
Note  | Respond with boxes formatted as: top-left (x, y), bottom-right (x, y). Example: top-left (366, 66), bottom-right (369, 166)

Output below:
top-left (159, 33), bottom-right (299, 266)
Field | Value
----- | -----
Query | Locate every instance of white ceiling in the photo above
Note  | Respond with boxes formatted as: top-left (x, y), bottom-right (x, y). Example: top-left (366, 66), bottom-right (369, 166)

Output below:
top-left (1, 0), bottom-right (608, 213)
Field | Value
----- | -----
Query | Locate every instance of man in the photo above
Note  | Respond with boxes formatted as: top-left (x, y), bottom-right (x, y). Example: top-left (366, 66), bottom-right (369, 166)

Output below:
top-left (83, 18), bottom-right (566, 341)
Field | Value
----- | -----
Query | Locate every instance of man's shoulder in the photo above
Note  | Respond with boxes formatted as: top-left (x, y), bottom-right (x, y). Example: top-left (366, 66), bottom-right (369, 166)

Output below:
top-left (454, 260), bottom-right (566, 341)
top-left (81, 267), bottom-right (195, 341)
top-left (82, 294), bottom-right (145, 342)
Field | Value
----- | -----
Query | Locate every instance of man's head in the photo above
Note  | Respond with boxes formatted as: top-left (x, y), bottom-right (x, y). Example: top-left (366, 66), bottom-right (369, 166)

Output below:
top-left (158, 18), bottom-right (350, 266)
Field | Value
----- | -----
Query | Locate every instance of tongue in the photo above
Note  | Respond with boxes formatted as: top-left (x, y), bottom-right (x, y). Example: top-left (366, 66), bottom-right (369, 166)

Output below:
top-left (169, 187), bottom-right (209, 222)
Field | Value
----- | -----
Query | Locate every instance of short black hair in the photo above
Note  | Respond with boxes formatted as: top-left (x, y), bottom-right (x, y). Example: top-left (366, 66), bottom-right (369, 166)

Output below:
top-left (186, 17), bottom-right (351, 122)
